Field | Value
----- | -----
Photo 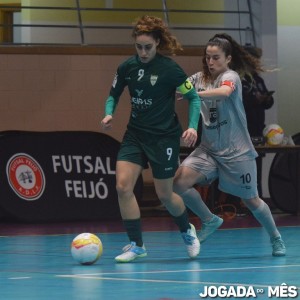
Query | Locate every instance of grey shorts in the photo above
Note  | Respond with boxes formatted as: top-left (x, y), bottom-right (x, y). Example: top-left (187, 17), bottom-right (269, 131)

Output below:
top-left (181, 148), bottom-right (258, 200)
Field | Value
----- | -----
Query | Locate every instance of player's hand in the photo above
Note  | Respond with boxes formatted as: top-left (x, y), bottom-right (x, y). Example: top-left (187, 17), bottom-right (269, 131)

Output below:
top-left (182, 128), bottom-right (197, 147)
top-left (101, 115), bottom-right (113, 130)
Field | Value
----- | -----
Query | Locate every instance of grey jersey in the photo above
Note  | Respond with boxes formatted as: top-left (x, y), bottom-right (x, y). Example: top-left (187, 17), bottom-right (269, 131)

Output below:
top-left (189, 70), bottom-right (257, 162)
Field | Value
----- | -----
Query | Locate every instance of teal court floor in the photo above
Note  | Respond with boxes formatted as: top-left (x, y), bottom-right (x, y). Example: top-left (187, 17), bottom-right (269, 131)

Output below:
top-left (0, 214), bottom-right (300, 300)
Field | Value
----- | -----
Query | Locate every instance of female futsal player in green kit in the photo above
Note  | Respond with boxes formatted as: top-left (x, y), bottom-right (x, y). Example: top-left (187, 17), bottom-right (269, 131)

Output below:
top-left (174, 33), bottom-right (286, 256)
top-left (101, 15), bottom-right (202, 262)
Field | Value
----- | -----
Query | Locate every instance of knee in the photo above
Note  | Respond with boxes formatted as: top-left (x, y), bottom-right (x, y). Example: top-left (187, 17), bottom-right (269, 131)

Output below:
top-left (242, 197), bottom-right (262, 211)
top-left (116, 180), bottom-right (133, 198)
top-left (155, 186), bottom-right (173, 205)
top-left (173, 176), bottom-right (187, 195)
top-left (173, 169), bottom-right (192, 195)
top-left (158, 194), bottom-right (171, 205)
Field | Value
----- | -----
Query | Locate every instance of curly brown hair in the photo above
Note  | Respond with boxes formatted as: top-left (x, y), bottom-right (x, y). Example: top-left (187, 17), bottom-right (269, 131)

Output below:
top-left (202, 33), bottom-right (263, 83)
top-left (132, 15), bottom-right (182, 55)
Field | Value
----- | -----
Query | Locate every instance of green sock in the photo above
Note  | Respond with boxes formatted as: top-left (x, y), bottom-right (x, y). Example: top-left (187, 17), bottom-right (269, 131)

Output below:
top-left (173, 210), bottom-right (191, 233)
top-left (123, 218), bottom-right (143, 247)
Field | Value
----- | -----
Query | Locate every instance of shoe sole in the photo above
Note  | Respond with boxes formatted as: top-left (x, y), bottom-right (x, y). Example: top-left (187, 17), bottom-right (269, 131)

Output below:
top-left (272, 252), bottom-right (286, 257)
top-left (187, 243), bottom-right (200, 259)
top-left (189, 252), bottom-right (200, 259)
top-left (186, 224), bottom-right (200, 258)
top-left (115, 253), bottom-right (147, 263)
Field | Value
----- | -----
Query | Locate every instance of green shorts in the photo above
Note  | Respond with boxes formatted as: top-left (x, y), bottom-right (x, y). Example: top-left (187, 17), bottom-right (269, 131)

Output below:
top-left (118, 130), bottom-right (180, 179)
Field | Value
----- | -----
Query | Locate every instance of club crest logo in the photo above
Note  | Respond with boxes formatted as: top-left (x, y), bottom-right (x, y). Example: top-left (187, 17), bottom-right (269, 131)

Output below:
top-left (209, 107), bottom-right (217, 123)
top-left (150, 75), bottom-right (158, 86)
top-left (135, 89), bottom-right (143, 97)
top-left (6, 153), bottom-right (46, 201)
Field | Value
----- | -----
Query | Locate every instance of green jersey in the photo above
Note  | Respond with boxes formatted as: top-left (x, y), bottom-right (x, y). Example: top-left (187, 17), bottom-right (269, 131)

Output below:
top-left (108, 53), bottom-right (193, 136)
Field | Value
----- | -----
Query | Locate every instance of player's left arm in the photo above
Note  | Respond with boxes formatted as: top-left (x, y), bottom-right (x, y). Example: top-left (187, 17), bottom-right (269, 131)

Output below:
top-left (177, 79), bottom-right (201, 147)
top-left (177, 79), bottom-right (201, 130)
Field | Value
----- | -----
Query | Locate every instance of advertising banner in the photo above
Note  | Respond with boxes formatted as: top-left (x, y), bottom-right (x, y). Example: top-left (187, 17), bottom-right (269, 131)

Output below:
top-left (0, 131), bottom-right (143, 222)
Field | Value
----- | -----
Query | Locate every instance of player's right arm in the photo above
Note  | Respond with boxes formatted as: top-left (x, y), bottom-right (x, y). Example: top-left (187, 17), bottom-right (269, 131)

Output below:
top-left (199, 72), bottom-right (237, 100)
top-left (101, 63), bottom-right (127, 130)
top-left (101, 96), bottom-right (119, 130)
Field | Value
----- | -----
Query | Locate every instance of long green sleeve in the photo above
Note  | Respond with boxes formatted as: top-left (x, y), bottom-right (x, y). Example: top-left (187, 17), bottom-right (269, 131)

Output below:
top-left (184, 88), bottom-right (201, 130)
top-left (104, 95), bottom-right (119, 116)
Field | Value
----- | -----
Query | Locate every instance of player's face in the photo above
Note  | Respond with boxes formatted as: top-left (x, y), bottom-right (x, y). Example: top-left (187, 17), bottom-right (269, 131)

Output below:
top-left (135, 34), bottom-right (159, 63)
top-left (205, 45), bottom-right (232, 79)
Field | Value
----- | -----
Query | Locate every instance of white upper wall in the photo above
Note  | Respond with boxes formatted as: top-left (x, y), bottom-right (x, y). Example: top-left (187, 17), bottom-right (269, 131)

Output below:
top-left (277, 0), bottom-right (300, 136)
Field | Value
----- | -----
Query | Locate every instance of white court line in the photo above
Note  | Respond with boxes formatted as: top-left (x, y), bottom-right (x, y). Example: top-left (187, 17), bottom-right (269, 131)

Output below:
top-left (56, 264), bottom-right (300, 289)
top-left (8, 277), bottom-right (31, 280)
top-left (56, 275), bottom-right (300, 290)
top-left (57, 263), bottom-right (300, 277)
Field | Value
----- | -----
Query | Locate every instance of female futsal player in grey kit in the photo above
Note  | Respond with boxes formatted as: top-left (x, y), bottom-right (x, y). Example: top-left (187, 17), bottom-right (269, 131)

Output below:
top-left (174, 33), bottom-right (286, 256)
